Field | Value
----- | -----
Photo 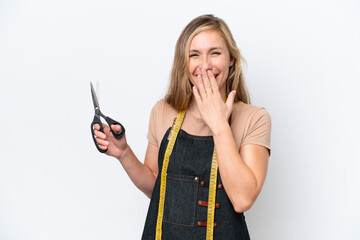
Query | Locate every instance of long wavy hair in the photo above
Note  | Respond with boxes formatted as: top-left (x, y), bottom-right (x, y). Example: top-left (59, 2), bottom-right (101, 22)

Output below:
top-left (165, 14), bottom-right (250, 111)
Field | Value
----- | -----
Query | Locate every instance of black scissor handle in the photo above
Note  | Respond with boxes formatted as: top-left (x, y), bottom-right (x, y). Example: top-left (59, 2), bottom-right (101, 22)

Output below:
top-left (91, 115), bottom-right (107, 153)
top-left (105, 116), bottom-right (126, 139)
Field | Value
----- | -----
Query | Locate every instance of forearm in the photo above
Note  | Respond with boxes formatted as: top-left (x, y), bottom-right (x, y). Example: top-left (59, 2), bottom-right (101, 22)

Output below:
top-left (213, 124), bottom-right (258, 212)
top-left (116, 145), bottom-right (156, 198)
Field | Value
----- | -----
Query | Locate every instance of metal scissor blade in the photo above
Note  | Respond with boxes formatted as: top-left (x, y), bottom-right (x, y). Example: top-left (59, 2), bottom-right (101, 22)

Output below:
top-left (90, 82), bottom-right (101, 112)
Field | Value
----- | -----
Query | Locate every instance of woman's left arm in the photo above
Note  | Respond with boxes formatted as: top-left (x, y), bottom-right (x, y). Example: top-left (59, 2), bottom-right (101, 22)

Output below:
top-left (193, 69), bottom-right (269, 213)
top-left (212, 125), bottom-right (269, 213)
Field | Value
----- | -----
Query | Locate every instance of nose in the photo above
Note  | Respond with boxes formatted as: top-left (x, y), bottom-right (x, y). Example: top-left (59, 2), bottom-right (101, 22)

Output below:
top-left (200, 56), bottom-right (212, 70)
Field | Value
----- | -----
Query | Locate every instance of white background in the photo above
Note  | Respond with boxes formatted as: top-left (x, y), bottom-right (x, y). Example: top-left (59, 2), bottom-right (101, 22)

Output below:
top-left (1, 0), bottom-right (359, 239)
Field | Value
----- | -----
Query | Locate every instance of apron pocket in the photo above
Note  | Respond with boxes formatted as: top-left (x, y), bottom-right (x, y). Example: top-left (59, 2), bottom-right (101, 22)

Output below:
top-left (163, 173), bottom-right (199, 227)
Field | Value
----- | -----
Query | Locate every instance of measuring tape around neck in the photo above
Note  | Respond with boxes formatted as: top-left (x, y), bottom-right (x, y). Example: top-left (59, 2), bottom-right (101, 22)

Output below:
top-left (155, 107), bottom-right (218, 240)
top-left (155, 109), bottom-right (185, 239)
top-left (206, 149), bottom-right (218, 239)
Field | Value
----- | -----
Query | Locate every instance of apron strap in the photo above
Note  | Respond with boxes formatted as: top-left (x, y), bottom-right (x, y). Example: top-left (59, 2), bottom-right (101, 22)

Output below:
top-left (155, 107), bottom-right (219, 240)
top-left (155, 109), bottom-right (186, 239)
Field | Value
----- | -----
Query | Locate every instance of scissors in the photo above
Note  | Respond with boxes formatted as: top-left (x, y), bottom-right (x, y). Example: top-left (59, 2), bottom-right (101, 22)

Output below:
top-left (90, 82), bottom-right (125, 153)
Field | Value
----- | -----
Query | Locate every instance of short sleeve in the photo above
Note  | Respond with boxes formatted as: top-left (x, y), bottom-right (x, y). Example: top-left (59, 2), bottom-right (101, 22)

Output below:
top-left (241, 108), bottom-right (272, 151)
top-left (146, 100), bottom-right (178, 147)
top-left (147, 103), bottom-right (158, 146)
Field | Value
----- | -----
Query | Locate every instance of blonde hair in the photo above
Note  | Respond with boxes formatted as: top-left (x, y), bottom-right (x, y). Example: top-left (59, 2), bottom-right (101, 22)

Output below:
top-left (165, 14), bottom-right (250, 111)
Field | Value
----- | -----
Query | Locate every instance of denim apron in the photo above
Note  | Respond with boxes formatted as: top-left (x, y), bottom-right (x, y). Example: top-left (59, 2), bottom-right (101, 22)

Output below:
top-left (142, 126), bottom-right (251, 239)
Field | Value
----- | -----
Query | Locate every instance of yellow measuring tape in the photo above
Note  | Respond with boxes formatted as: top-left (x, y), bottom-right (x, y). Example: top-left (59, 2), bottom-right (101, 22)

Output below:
top-left (155, 107), bottom-right (218, 240)
top-left (206, 149), bottom-right (218, 239)
top-left (155, 109), bottom-right (186, 239)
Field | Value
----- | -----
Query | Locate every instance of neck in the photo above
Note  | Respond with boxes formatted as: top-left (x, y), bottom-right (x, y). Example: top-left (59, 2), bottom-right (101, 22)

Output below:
top-left (188, 97), bottom-right (202, 119)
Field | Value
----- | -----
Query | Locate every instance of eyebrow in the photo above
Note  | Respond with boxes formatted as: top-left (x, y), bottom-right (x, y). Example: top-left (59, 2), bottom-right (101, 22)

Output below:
top-left (189, 47), bottom-right (223, 52)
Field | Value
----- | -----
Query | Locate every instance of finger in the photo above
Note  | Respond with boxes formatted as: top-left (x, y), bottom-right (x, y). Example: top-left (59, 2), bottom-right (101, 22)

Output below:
top-left (196, 74), bottom-right (207, 97)
top-left (97, 144), bottom-right (108, 151)
top-left (111, 124), bottom-right (122, 134)
top-left (93, 122), bottom-right (109, 130)
top-left (96, 137), bottom-right (109, 146)
top-left (192, 85), bottom-right (202, 102)
top-left (226, 90), bottom-right (236, 109)
top-left (94, 123), bottom-right (110, 135)
top-left (94, 129), bottom-right (107, 139)
top-left (102, 123), bottom-right (112, 135)
top-left (207, 70), bottom-right (219, 95)
top-left (201, 69), bottom-right (212, 93)
top-left (93, 123), bottom-right (100, 130)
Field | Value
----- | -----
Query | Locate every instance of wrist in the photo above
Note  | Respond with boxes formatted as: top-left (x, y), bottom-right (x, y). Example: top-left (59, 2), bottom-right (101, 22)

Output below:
top-left (116, 144), bottom-right (130, 162)
top-left (211, 120), bottom-right (231, 138)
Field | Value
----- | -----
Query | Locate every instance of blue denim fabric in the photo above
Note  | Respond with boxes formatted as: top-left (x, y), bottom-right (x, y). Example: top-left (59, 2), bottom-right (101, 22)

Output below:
top-left (141, 128), bottom-right (250, 240)
top-left (163, 173), bottom-right (199, 227)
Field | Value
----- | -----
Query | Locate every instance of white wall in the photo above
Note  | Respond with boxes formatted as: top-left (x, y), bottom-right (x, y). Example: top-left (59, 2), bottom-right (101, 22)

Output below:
top-left (1, 0), bottom-right (359, 239)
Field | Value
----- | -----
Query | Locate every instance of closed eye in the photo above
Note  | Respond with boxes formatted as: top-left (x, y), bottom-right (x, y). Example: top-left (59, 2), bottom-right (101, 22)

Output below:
top-left (190, 53), bottom-right (199, 57)
top-left (211, 51), bottom-right (221, 55)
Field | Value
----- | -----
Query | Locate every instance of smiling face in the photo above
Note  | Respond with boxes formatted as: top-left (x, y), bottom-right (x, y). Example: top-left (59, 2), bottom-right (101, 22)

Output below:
top-left (188, 29), bottom-right (234, 97)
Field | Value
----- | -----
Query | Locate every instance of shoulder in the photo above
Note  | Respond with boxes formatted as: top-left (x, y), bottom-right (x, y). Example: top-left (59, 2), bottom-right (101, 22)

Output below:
top-left (232, 101), bottom-right (270, 118)
top-left (148, 99), bottom-right (178, 146)
top-left (231, 101), bottom-right (271, 126)
top-left (150, 99), bottom-right (178, 120)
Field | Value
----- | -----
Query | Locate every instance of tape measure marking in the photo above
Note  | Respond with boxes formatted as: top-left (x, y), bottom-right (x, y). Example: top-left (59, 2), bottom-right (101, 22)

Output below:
top-left (155, 107), bottom-right (219, 240)
top-left (155, 110), bottom-right (185, 240)
top-left (206, 150), bottom-right (218, 240)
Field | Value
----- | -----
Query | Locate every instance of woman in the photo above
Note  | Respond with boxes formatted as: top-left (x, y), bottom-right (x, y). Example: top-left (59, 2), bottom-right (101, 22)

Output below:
top-left (93, 14), bottom-right (271, 239)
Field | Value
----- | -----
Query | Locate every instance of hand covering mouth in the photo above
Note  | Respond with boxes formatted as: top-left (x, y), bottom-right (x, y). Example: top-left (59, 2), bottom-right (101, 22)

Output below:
top-left (194, 73), bottom-right (219, 80)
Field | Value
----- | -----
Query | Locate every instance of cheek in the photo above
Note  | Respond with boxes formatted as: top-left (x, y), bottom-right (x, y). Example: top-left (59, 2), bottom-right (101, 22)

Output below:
top-left (217, 57), bottom-right (231, 68)
top-left (188, 62), bottom-right (198, 79)
top-left (188, 61), bottom-right (197, 73)
top-left (188, 74), bottom-right (197, 87)
top-left (219, 59), bottom-right (231, 75)
top-left (187, 65), bottom-right (196, 86)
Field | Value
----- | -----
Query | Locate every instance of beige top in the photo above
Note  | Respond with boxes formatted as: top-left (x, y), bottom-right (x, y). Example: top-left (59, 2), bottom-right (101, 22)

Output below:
top-left (147, 99), bottom-right (271, 152)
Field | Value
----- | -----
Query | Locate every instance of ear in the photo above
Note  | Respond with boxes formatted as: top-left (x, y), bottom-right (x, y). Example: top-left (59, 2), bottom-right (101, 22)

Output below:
top-left (229, 57), bottom-right (235, 67)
